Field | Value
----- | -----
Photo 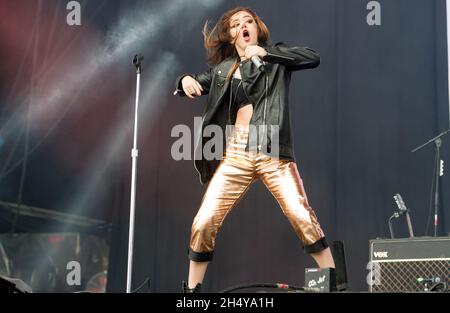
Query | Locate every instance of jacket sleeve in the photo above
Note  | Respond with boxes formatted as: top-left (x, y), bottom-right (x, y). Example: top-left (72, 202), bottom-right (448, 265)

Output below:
top-left (262, 42), bottom-right (320, 71)
top-left (174, 67), bottom-right (213, 97)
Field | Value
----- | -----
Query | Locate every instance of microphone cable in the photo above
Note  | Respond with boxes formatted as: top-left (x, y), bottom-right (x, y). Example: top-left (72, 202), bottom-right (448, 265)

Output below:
top-left (219, 282), bottom-right (322, 293)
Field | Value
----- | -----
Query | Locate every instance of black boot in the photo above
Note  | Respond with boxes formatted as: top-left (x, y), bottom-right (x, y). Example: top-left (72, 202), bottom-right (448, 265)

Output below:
top-left (182, 281), bottom-right (202, 293)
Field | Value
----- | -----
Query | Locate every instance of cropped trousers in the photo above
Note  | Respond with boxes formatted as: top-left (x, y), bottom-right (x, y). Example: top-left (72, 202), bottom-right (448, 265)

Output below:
top-left (188, 126), bottom-right (328, 262)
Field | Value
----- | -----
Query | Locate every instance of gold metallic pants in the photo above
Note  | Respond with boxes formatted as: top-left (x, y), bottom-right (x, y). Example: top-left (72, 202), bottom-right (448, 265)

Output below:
top-left (189, 126), bottom-right (328, 262)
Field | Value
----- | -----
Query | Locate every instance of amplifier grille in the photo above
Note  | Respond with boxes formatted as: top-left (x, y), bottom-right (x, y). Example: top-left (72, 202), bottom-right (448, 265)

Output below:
top-left (370, 259), bottom-right (450, 292)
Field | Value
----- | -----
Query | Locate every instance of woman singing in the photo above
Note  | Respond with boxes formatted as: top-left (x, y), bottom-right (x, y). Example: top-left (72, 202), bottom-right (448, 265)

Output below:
top-left (175, 7), bottom-right (335, 293)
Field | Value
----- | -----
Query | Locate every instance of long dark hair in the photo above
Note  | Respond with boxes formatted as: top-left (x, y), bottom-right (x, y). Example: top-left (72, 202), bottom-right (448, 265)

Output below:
top-left (202, 7), bottom-right (270, 79)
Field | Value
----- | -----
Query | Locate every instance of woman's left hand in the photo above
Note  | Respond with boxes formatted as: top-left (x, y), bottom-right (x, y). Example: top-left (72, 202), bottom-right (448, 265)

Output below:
top-left (244, 45), bottom-right (268, 60)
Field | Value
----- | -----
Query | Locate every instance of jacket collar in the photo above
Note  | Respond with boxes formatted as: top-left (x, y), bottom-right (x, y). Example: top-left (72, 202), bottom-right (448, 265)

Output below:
top-left (215, 57), bottom-right (237, 76)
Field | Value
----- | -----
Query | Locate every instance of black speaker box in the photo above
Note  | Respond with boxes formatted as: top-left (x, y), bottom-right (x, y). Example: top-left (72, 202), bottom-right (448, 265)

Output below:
top-left (368, 237), bottom-right (450, 292)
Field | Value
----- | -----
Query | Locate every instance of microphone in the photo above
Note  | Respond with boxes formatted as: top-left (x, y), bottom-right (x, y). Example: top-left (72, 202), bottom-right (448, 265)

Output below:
top-left (251, 55), bottom-right (265, 72)
top-left (392, 193), bottom-right (415, 237)
top-left (393, 193), bottom-right (408, 214)
top-left (133, 54), bottom-right (144, 69)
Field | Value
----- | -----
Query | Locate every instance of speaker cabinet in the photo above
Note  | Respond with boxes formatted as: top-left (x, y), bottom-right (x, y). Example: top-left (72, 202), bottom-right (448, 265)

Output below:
top-left (368, 237), bottom-right (450, 292)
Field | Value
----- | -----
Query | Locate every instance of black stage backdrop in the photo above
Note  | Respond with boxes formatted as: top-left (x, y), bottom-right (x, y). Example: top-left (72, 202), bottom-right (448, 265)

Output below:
top-left (0, 0), bottom-right (448, 292)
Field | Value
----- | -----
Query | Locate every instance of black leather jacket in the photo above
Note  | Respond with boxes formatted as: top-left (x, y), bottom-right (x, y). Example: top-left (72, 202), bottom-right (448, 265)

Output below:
top-left (175, 43), bottom-right (320, 184)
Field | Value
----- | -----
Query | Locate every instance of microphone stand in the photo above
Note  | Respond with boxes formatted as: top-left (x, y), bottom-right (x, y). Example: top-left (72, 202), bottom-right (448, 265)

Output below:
top-left (412, 129), bottom-right (449, 237)
top-left (388, 214), bottom-right (397, 239)
top-left (405, 210), bottom-right (414, 238)
top-left (126, 54), bottom-right (143, 293)
top-left (387, 210), bottom-right (414, 239)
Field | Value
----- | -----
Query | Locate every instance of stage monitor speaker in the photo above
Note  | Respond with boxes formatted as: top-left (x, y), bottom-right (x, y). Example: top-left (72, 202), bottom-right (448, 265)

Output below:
top-left (368, 237), bottom-right (450, 292)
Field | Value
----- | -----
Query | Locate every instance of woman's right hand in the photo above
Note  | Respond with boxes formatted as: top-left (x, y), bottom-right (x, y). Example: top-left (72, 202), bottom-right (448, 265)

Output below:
top-left (181, 76), bottom-right (204, 99)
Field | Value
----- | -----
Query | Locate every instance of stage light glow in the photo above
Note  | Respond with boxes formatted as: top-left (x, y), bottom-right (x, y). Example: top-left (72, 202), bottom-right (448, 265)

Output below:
top-left (0, 0), bottom-right (223, 175)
